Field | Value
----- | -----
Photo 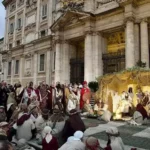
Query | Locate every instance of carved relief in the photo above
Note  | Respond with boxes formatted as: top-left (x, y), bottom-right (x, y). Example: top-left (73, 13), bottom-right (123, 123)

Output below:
top-left (61, 0), bottom-right (84, 11)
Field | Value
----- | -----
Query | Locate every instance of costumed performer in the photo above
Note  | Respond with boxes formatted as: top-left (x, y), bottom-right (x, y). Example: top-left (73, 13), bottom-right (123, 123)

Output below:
top-left (80, 81), bottom-right (90, 110)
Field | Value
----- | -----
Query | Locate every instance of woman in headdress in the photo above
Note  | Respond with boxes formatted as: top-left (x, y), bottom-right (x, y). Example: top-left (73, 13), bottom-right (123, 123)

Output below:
top-left (62, 109), bottom-right (85, 142)
top-left (42, 126), bottom-right (59, 150)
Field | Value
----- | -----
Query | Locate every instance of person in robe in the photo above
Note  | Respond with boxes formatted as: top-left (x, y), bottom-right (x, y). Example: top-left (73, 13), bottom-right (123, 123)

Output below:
top-left (86, 136), bottom-right (103, 150)
top-left (39, 81), bottom-right (49, 109)
top-left (131, 103), bottom-right (148, 125)
top-left (9, 110), bottom-right (36, 141)
top-left (94, 100), bottom-right (105, 115)
top-left (55, 83), bottom-right (64, 111)
top-left (80, 81), bottom-right (90, 110)
top-left (112, 92), bottom-right (121, 113)
top-left (42, 126), bottom-right (59, 150)
top-left (136, 88), bottom-right (144, 104)
top-left (14, 81), bottom-right (24, 105)
top-left (48, 84), bottom-right (55, 113)
top-left (104, 127), bottom-right (125, 150)
top-left (59, 131), bottom-right (85, 150)
top-left (35, 109), bottom-right (51, 143)
top-left (62, 109), bottom-right (86, 142)
top-left (0, 106), bottom-right (6, 122)
top-left (83, 99), bottom-right (94, 115)
top-left (67, 87), bottom-right (79, 112)
top-left (23, 82), bottom-right (37, 105)
top-left (6, 103), bottom-right (16, 122)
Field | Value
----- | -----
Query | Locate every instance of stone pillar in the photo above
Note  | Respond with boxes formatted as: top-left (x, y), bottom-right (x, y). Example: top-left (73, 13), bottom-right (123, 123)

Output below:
top-left (48, 0), bottom-right (53, 35)
top-left (33, 53), bottom-right (38, 85)
top-left (93, 32), bottom-right (103, 78)
top-left (141, 19), bottom-right (149, 68)
top-left (84, 32), bottom-right (93, 82)
top-left (46, 50), bottom-right (51, 84)
top-left (134, 23), bottom-right (140, 63)
top-left (35, 0), bottom-right (41, 39)
top-left (19, 57), bottom-right (23, 83)
top-left (13, 14), bottom-right (17, 47)
top-left (11, 59), bottom-right (15, 84)
top-left (62, 41), bottom-right (70, 84)
top-left (22, 7), bottom-right (26, 44)
top-left (55, 40), bottom-right (62, 83)
top-left (125, 18), bottom-right (135, 68)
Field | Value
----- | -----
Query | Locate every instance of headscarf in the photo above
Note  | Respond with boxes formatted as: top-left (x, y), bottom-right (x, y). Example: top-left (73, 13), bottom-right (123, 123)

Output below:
top-left (106, 127), bottom-right (125, 150)
top-left (74, 131), bottom-right (83, 140)
top-left (67, 131), bottom-right (83, 142)
top-left (86, 137), bottom-right (100, 150)
top-left (43, 126), bottom-right (52, 143)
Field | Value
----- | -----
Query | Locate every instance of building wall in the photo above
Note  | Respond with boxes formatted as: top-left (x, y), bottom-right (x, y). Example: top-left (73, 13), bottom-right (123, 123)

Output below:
top-left (2, 0), bottom-right (150, 85)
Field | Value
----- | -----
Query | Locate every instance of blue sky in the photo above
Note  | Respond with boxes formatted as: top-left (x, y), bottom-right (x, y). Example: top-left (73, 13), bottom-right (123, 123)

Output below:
top-left (0, 0), bottom-right (5, 38)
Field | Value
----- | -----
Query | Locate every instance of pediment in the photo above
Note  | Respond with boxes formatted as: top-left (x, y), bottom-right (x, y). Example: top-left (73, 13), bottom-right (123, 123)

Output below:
top-left (51, 10), bottom-right (91, 31)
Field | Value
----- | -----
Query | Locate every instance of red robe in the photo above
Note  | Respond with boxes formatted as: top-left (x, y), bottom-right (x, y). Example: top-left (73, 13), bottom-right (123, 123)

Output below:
top-left (42, 136), bottom-right (58, 150)
top-left (80, 88), bottom-right (90, 109)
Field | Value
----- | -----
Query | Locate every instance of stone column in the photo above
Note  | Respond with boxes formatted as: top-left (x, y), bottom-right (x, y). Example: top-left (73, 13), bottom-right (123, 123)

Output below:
top-left (11, 59), bottom-right (15, 84)
top-left (35, 0), bottom-right (41, 39)
top-left (134, 23), bottom-right (140, 63)
top-left (55, 40), bottom-right (62, 83)
top-left (2, 61), bottom-right (6, 81)
top-left (33, 53), bottom-right (38, 85)
top-left (48, 0), bottom-right (53, 35)
top-left (19, 57), bottom-right (23, 83)
top-left (46, 50), bottom-right (51, 84)
top-left (125, 17), bottom-right (135, 68)
top-left (93, 32), bottom-right (103, 78)
top-left (84, 32), bottom-right (93, 82)
top-left (62, 41), bottom-right (70, 84)
top-left (22, 7), bottom-right (26, 44)
top-left (141, 19), bottom-right (149, 68)
top-left (13, 14), bottom-right (17, 47)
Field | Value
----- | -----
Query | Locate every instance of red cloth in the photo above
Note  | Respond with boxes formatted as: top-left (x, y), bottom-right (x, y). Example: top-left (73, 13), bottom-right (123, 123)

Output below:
top-left (42, 136), bottom-right (58, 150)
top-left (35, 89), bottom-right (40, 101)
top-left (80, 88), bottom-right (90, 109)
top-left (17, 114), bottom-right (31, 126)
top-left (104, 145), bottom-right (112, 150)
top-left (136, 104), bottom-right (148, 119)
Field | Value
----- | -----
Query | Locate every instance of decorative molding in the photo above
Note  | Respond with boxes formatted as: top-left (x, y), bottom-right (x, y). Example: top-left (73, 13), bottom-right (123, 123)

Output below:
top-left (25, 23), bottom-right (36, 31)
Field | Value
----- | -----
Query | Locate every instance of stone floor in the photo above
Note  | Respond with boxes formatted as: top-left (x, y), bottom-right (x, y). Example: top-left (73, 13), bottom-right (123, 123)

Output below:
top-left (28, 118), bottom-right (150, 150)
top-left (83, 118), bottom-right (150, 150)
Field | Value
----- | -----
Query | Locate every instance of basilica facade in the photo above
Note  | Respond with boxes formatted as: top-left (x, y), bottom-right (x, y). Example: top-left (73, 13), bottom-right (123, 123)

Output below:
top-left (1, 0), bottom-right (150, 85)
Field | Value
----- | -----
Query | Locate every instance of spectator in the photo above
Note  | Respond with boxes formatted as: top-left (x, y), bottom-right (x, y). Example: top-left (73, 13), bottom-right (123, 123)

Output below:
top-left (42, 126), bottom-right (58, 150)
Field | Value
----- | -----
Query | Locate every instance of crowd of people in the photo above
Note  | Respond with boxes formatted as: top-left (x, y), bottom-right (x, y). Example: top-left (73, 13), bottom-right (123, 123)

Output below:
top-left (0, 80), bottom-right (143, 150)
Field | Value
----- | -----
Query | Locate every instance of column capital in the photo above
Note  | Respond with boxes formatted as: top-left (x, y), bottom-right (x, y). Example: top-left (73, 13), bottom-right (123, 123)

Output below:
top-left (141, 18), bottom-right (148, 23)
top-left (124, 16), bottom-right (135, 23)
top-left (92, 31), bottom-right (101, 36)
top-left (55, 39), bottom-right (63, 44)
top-left (84, 31), bottom-right (94, 36)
